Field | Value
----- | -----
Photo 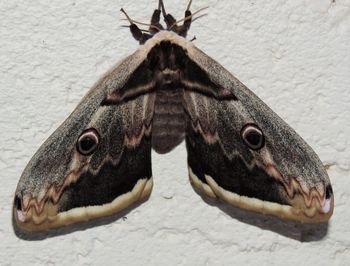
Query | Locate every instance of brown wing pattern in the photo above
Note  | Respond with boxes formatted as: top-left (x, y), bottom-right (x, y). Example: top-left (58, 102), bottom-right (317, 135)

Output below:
top-left (14, 78), bottom-right (155, 232)
top-left (184, 90), bottom-right (333, 223)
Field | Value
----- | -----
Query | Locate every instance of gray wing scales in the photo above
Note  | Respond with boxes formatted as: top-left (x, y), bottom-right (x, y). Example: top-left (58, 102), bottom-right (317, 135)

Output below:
top-left (184, 46), bottom-right (333, 223)
top-left (59, 96), bottom-right (155, 213)
top-left (14, 53), bottom-right (155, 232)
top-left (185, 92), bottom-right (289, 205)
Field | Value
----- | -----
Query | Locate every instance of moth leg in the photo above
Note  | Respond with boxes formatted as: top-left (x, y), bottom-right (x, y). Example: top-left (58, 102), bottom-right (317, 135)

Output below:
top-left (120, 8), bottom-right (152, 44)
top-left (163, 0), bottom-right (207, 38)
top-left (149, 2), bottom-right (164, 35)
top-left (176, 0), bottom-right (193, 37)
top-left (159, 0), bottom-right (178, 30)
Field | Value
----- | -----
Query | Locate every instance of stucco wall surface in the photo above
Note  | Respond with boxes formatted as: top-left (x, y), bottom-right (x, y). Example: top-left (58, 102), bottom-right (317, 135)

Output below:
top-left (1, 0), bottom-right (350, 265)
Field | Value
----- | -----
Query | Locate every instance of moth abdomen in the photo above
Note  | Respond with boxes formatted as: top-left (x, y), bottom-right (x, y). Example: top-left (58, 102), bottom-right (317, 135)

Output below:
top-left (152, 89), bottom-right (186, 154)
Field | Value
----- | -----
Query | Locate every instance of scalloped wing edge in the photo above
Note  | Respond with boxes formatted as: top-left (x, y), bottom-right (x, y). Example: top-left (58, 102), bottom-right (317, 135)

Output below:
top-left (189, 168), bottom-right (333, 223)
top-left (15, 177), bottom-right (153, 232)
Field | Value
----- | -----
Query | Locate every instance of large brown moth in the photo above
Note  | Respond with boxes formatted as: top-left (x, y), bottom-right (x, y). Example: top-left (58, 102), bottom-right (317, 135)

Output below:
top-left (14, 0), bottom-right (334, 232)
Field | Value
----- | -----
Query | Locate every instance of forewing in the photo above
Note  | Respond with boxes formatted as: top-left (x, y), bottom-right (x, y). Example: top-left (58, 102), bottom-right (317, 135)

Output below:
top-left (14, 52), bottom-right (155, 231)
top-left (184, 47), bottom-right (333, 223)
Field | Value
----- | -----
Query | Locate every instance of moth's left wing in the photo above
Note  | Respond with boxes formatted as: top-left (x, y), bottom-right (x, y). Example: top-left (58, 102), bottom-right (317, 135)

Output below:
top-left (14, 52), bottom-right (155, 231)
top-left (184, 46), bottom-right (333, 223)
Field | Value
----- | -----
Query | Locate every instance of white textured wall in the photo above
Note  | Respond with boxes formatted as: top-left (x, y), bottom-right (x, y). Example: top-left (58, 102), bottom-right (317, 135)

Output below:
top-left (1, 0), bottom-right (350, 265)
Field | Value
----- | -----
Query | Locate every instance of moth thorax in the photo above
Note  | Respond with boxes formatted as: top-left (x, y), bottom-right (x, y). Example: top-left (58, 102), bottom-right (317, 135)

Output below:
top-left (152, 89), bottom-right (186, 154)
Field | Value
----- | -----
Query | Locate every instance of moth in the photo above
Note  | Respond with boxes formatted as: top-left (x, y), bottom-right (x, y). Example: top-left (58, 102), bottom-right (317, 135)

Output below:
top-left (14, 0), bottom-right (333, 232)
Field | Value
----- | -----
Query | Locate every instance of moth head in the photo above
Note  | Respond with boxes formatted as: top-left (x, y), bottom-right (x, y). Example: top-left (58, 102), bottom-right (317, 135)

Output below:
top-left (122, 0), bottom-right (206, 44)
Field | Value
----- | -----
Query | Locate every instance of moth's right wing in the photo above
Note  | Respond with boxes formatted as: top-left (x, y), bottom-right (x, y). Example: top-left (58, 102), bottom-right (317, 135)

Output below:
top-left (183, 46), bottom-right (333, 223)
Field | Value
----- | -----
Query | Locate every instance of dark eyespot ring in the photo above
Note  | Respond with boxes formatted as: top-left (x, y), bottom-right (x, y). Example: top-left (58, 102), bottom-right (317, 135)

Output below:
top-left (241, 123), bottom-right (265, 150)
top-left (76, 128), bottom-right (100, 155)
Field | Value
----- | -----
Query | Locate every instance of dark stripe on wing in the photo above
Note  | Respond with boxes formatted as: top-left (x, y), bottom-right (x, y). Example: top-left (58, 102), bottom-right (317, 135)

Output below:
top-left (186, 130), bottom-right (288, 205)
top-left (58, 136), bottom-right (152, 212)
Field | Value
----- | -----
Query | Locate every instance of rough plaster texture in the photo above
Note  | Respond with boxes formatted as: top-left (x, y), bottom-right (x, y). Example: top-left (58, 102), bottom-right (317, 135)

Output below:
top-left (1, 0), bottom-right (350, 265)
